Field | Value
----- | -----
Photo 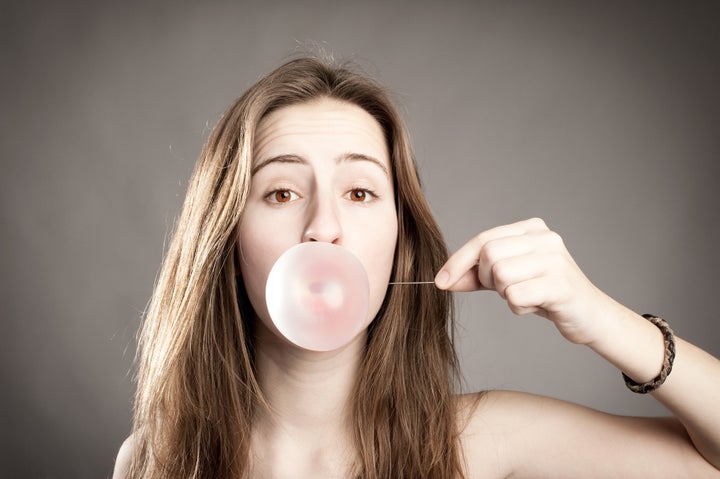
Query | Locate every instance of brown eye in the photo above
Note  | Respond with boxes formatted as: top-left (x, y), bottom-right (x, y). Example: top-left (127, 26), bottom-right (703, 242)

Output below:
top-left (274, 190), bottom-right (293, 203)
top-left (350, 189), bottom-right (367, 202)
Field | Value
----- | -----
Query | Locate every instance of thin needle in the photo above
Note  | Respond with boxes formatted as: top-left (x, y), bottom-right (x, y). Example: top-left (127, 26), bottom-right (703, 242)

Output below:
top-left (388, 281), bottom-right (436, 285)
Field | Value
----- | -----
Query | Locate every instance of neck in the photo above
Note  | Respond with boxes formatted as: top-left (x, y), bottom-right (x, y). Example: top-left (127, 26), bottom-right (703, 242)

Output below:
top-left (253, 320), bottom-right (365, 434)
top-left (250, 321), bottom-right (364, 476)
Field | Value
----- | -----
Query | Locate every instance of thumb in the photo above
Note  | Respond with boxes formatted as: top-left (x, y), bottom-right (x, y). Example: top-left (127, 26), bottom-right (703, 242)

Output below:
top-left (434, 265), bottom-right (488, 292)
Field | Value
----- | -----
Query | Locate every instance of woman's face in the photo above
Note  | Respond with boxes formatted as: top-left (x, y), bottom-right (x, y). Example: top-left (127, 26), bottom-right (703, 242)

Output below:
top-left (237, 98), bottom-right (398, 347)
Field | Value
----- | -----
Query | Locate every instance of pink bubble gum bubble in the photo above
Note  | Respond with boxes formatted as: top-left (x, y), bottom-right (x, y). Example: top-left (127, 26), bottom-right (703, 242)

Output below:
top-left (265, 242), bottom-right (370, 351)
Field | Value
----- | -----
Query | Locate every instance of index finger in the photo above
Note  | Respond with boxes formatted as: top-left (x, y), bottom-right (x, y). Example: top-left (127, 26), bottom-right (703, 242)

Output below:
top-left (434, 218), bottom-right (548, 291)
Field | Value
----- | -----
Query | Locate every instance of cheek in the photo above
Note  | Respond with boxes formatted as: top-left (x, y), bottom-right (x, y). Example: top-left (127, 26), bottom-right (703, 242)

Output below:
top-left (237, 224), bottom-right (284, 323)
top-left (238, 246), bottom-right (269, 322)
top-left (356, 212), bottom-right (398, 321)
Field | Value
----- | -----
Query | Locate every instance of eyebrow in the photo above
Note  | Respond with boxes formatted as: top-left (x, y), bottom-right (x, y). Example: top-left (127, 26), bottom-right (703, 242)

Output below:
top-left (252, 153), bottom-right (390, 177)
top-left (251, 154), bottom-right (305, 175)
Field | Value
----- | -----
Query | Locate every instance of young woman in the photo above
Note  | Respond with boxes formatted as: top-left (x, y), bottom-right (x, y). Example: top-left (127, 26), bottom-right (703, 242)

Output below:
top-left (113, 56), bottom-right (720, 478)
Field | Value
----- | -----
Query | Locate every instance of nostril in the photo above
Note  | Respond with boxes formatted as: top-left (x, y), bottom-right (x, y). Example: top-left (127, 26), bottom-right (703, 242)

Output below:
top-left (302, 219), bottom-right (342, 244)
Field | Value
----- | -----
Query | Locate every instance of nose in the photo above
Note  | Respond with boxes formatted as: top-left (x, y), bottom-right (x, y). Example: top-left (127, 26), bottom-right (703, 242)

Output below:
top-left (302, 195), bottom-right (343, 244)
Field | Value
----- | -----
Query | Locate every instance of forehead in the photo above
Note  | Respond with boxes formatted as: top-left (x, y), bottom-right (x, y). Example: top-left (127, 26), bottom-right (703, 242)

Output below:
top-left (253, 98), bottom-right (389, 165)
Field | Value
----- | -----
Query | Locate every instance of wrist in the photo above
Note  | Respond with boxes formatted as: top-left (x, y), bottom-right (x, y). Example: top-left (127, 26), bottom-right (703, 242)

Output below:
top-left (621, 314), bottom-right (675, 393)
top-left (586, 301), bottom-right (666, 384)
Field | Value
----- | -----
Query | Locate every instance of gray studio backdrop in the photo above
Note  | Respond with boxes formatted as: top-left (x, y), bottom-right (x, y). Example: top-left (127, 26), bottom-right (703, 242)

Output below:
top-left (2, 2), bottom-right (719, 477)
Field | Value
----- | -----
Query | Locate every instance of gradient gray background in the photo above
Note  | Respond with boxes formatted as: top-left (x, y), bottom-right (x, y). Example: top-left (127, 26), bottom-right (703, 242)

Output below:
top-left (2, 1), bottom-right (719, 477)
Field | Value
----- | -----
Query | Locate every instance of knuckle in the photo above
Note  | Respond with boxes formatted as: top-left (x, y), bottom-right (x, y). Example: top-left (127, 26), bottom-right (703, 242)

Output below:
top-left (508, 304), bottom-right (524, 316)
top-left (504, 282), bottom-right (524, 307)
top-left (544, 230), bottom-right (565, 248)
top-left (484, 237), bottom-right (509, 263)
top-left (491, 261), bottom-right (509, 285)
top-left (478, 243), bottom-right (497, 266)
top-left (528, 217), bottom-right (548, 229)
top-left (473, 230), bottom-right (489, 245)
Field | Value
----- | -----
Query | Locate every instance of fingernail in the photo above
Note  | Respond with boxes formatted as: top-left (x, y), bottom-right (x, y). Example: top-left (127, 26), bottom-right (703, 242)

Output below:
top-left (435, 270), bottom-right (450, 288)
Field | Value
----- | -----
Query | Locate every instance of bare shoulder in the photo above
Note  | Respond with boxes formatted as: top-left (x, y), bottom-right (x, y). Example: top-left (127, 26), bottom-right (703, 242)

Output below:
top-left (456, 390), bottom-right (544, 478)
top-left (112, 433), bottom-right (136, 479)
top-left (457, 390), bottom-right (720, 479)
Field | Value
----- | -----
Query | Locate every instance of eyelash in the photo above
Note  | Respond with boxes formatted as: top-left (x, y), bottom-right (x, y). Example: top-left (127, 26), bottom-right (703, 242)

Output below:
top-left (346, 187), bottom-right (378, 203)
top-left (263, 187), bottom-right (378, 204)
top-left (265, 189), bottom-right (300, 204)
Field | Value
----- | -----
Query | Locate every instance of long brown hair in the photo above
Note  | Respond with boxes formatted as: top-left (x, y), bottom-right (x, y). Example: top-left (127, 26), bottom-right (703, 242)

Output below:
top-left (131, 55), bottom-right (464, 478)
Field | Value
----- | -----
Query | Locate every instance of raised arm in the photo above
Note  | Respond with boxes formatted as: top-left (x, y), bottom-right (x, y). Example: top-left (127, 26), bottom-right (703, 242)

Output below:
top-left (436, 218), bottom-right (720, 475)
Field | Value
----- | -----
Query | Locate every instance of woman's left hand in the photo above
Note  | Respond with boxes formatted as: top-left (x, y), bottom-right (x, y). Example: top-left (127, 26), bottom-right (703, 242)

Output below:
top-left (436, 219), bottom-right (720, 472)
top-left (434, 217), bottom-right (612, 345)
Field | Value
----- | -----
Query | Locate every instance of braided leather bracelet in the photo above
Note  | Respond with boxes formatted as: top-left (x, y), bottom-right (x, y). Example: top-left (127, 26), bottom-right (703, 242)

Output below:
top-left (622, 314), bottom-right (676, 394)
